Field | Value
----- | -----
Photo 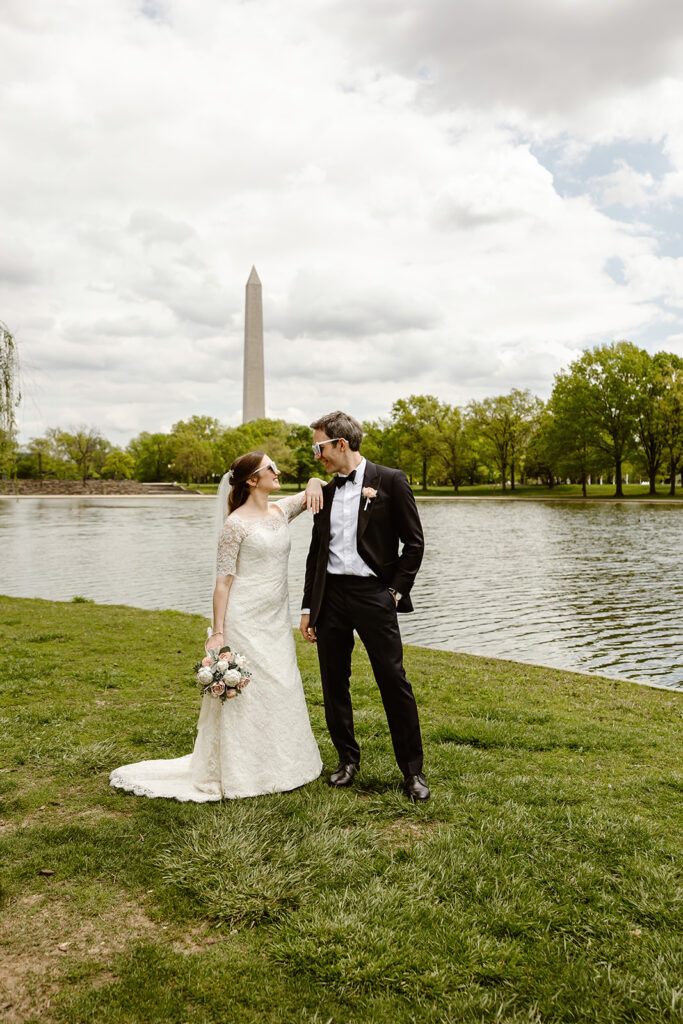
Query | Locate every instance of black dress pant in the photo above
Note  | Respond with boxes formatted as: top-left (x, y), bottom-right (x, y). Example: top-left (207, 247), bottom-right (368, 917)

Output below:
top-left (315, 573), bottom-right (424, 777)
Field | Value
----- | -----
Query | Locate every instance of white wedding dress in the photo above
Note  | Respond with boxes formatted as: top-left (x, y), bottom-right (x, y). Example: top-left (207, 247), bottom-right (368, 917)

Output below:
top-left (110, 493), bottom-right (322, 801)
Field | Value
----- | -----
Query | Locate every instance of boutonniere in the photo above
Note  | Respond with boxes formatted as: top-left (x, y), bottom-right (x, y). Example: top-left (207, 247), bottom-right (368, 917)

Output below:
top-left (362, 486), bottom-right (377, 511)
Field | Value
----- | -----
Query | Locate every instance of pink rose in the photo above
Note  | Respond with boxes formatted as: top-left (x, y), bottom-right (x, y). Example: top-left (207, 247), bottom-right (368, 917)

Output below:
top-left (225, 688), bottom-right (238, 699)
top-left (241, 677), bottom-right (251, 688)
top-left (219, 652), bottom-right (231, 662)
top-left (211, 680), bottom-right (226, 696)
top-left (201, 655), bottom-right (212, 667)
top-left (361, 486), bottom-right (378, 511)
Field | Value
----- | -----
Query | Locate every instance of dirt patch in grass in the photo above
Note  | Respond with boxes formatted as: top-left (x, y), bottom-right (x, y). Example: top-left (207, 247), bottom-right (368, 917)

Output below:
top-left (384, 818), bottom-right (443, 846)
top-left (0, 894), bottom-right (160, 1023)
top-left (3, 802), bottom-right (129, 837)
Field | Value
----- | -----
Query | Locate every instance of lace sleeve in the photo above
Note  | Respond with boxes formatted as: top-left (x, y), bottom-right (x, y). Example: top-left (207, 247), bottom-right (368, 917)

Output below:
top-left (274, 491), bottom-right (308, 523)
top-left (216, 516), bottom-right (246, 577)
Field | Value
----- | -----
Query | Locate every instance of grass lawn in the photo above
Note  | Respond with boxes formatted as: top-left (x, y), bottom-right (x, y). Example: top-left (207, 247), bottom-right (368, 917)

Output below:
top-left (1, 595), bottom-right (681, 1023)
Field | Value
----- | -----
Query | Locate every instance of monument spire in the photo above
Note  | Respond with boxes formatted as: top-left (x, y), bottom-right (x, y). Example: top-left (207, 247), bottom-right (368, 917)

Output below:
top-left (242, 265), bottom-right (265, 423)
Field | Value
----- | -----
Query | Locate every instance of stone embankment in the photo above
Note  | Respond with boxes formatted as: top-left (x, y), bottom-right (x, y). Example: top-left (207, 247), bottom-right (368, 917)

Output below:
top-left (3, 480), bottom-right (199, 495)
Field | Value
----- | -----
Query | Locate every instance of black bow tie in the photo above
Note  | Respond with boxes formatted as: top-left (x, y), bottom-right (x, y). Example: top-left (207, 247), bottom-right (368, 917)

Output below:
top-left (335, 470), bottom-right (356, 488)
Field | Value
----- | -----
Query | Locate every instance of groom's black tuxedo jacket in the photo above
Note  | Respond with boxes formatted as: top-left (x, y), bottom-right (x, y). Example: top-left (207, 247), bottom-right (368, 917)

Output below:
top-left (302, 460), bottom-right (424, 627)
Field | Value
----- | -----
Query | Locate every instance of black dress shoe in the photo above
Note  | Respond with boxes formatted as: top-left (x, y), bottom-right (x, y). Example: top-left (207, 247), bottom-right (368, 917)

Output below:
top-left (404, 772), bottom-right (431, 802)
top-left (329, 762), bottom-right (359, 787)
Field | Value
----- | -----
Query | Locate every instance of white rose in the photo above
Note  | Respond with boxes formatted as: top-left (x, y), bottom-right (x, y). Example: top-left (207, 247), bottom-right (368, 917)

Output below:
top-left (235, 655), bottom-right (247, 669)
top-left (197, 667), bottom-right (213, 684)
top-left (223, 669), bottom-right (241, 685)
top-left (213, 661), bottom-right (228, 675)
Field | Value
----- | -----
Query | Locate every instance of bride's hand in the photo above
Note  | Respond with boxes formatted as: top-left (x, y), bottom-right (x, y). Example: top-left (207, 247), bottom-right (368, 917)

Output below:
top-left (305, 477), bottom-right (325, 514)
top-left (205, 630), bottom-right (224, 654)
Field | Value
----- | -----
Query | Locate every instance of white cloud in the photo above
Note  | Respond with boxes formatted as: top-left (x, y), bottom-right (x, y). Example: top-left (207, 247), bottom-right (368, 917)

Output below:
top-left (320, 0), bottom-right (683, 120)
top-left (593, 161), bottom-right (657, 208)
top-left (2, 0), bottom-right (683, 446)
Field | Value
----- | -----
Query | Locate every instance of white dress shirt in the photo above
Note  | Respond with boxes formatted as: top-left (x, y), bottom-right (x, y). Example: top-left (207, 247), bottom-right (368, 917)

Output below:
top-left (301, 458), bottom-right (377, 615)
top-left (327, 457), bottom-right (375, 577)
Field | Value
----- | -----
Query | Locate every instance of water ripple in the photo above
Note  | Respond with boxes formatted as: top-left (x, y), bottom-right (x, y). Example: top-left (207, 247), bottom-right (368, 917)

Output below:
top-left (0, 496), bottom-right (681, 690)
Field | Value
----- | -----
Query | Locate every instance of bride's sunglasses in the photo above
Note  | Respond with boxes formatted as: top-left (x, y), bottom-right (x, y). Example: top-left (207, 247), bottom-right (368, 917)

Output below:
top-left (254, 460), bottom-right (279, 476)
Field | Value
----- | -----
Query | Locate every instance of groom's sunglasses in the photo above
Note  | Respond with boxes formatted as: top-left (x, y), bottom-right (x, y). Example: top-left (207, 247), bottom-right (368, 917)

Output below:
top-left (312, 438), bottom-right (343, 457)
top-left (254, 460), bottom-right (279, 476)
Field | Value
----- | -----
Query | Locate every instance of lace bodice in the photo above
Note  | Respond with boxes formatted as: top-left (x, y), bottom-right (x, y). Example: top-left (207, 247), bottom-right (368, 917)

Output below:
top-left (216, 492), bottom-right (306, 577)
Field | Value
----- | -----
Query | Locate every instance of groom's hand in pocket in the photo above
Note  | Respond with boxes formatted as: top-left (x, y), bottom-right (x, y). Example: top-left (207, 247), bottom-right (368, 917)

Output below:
top-left (299, 614), bottom-right (317, 643)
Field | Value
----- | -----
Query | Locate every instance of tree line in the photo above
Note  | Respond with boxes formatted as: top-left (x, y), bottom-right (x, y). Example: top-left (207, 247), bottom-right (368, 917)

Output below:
top-left (3, 340), bottom-right (683, 496)
top-left (366, 341), bottom-right (682, 497)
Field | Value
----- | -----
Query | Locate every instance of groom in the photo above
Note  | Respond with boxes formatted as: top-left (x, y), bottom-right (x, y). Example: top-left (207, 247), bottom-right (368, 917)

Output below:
top-left (299, 410), bottom-right (430, 802)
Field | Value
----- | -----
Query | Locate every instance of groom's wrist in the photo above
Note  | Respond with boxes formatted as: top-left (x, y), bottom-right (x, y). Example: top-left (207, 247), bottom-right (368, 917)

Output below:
top-left (301, 608), bottom-right (311, 616)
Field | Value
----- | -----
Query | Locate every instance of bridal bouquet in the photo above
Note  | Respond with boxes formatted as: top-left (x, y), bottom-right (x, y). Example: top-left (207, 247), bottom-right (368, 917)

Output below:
top-left (193, 645), bottom-right (251, 701)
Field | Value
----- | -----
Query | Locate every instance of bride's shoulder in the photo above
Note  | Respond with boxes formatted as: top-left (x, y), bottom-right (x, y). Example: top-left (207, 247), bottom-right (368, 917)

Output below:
top-left (222, 512), bottom-right (248, 533)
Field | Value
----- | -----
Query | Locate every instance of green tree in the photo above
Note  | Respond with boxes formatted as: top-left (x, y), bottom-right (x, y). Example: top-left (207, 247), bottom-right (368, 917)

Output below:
top-left (0, 320), bottom-right (20, 481)
top-left (259, 433), bottom-right (296, 480)
top-left (171, 417), bottom-right (223, 481)
top-left (507, 389), bottom-right (544, 487)
top-left (391, 395), bottom-right (442, 491)
top-left (523, 404), bottom-right (558, 488)
top-left (633, 350), bottom-right (668, 495)
top-left (43, 428), bottom-right (73, 479)
top-left (659, 353), bottom-right (683, 495)
top-left (91, 438), bottom-right (112, 478)
top-left (214, 427), bottom-right (247, 476)
top-left (360, 419), bottom-right (387, 465)
top-left (26, 435), bottom-right (56, 480)
top-left (360, 419), bottom-right (405, 470)
top-left (287, 423), bottom-right (322, 488)
top-left (101, 448), bottom-right (135, 480)
top-left (171, 415), bottom-right (222, 442)
top-left (468, 391), bottom-right (542, 492)
top-left (214, 419), bottom-right (296, 479)
top-left (547, 370), bottom-right (605, 496)
top-left (436, 404), bottom-right (475, 493)
top-left (172, 431), bottom-right (214, 485)
top-left (127, 432), bottom-right (175, 482)
top-left (56, 428), bottom-right (107, 485)
top-left (571, 341), bottom-right (645, 498)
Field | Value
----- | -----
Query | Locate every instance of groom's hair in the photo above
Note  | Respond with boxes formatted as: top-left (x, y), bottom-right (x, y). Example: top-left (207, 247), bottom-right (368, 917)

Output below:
top-left (310, 411), bottom-right (363, 451)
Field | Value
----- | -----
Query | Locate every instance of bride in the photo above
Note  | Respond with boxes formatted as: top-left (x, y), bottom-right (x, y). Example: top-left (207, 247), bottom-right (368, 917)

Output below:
top-left (110, 451), bottom-right (324, 801)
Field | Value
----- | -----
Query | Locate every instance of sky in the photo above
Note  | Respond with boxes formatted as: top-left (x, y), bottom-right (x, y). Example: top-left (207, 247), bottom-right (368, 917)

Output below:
top-left (3, 0), bottom-right (683, 446)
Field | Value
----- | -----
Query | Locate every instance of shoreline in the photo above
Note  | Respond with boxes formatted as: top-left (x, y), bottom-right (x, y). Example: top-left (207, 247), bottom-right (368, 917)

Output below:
top-left (3, 491), bottom-right (682, 505)
top-left (414, 494), bottom-right (683, 504)
top-left (1, 591), bottom-right (680, 693)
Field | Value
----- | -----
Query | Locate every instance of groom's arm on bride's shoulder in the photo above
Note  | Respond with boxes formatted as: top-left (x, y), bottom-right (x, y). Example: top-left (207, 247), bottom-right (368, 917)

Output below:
top-left (277, 479), bottom-right (326, 522)
top-left (389, 469), bottom-right (424, 595)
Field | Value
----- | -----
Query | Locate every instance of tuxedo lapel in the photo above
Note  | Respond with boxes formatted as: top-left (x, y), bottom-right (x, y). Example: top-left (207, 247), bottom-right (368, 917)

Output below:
top-left (357, 461), bottom-right (380, 543)
top-left (316, 477), bottom-right (336, 560)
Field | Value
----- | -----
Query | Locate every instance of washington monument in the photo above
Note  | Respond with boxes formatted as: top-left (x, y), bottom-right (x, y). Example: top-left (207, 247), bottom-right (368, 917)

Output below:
top-left (242, 266), bottom-right (265, 423)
